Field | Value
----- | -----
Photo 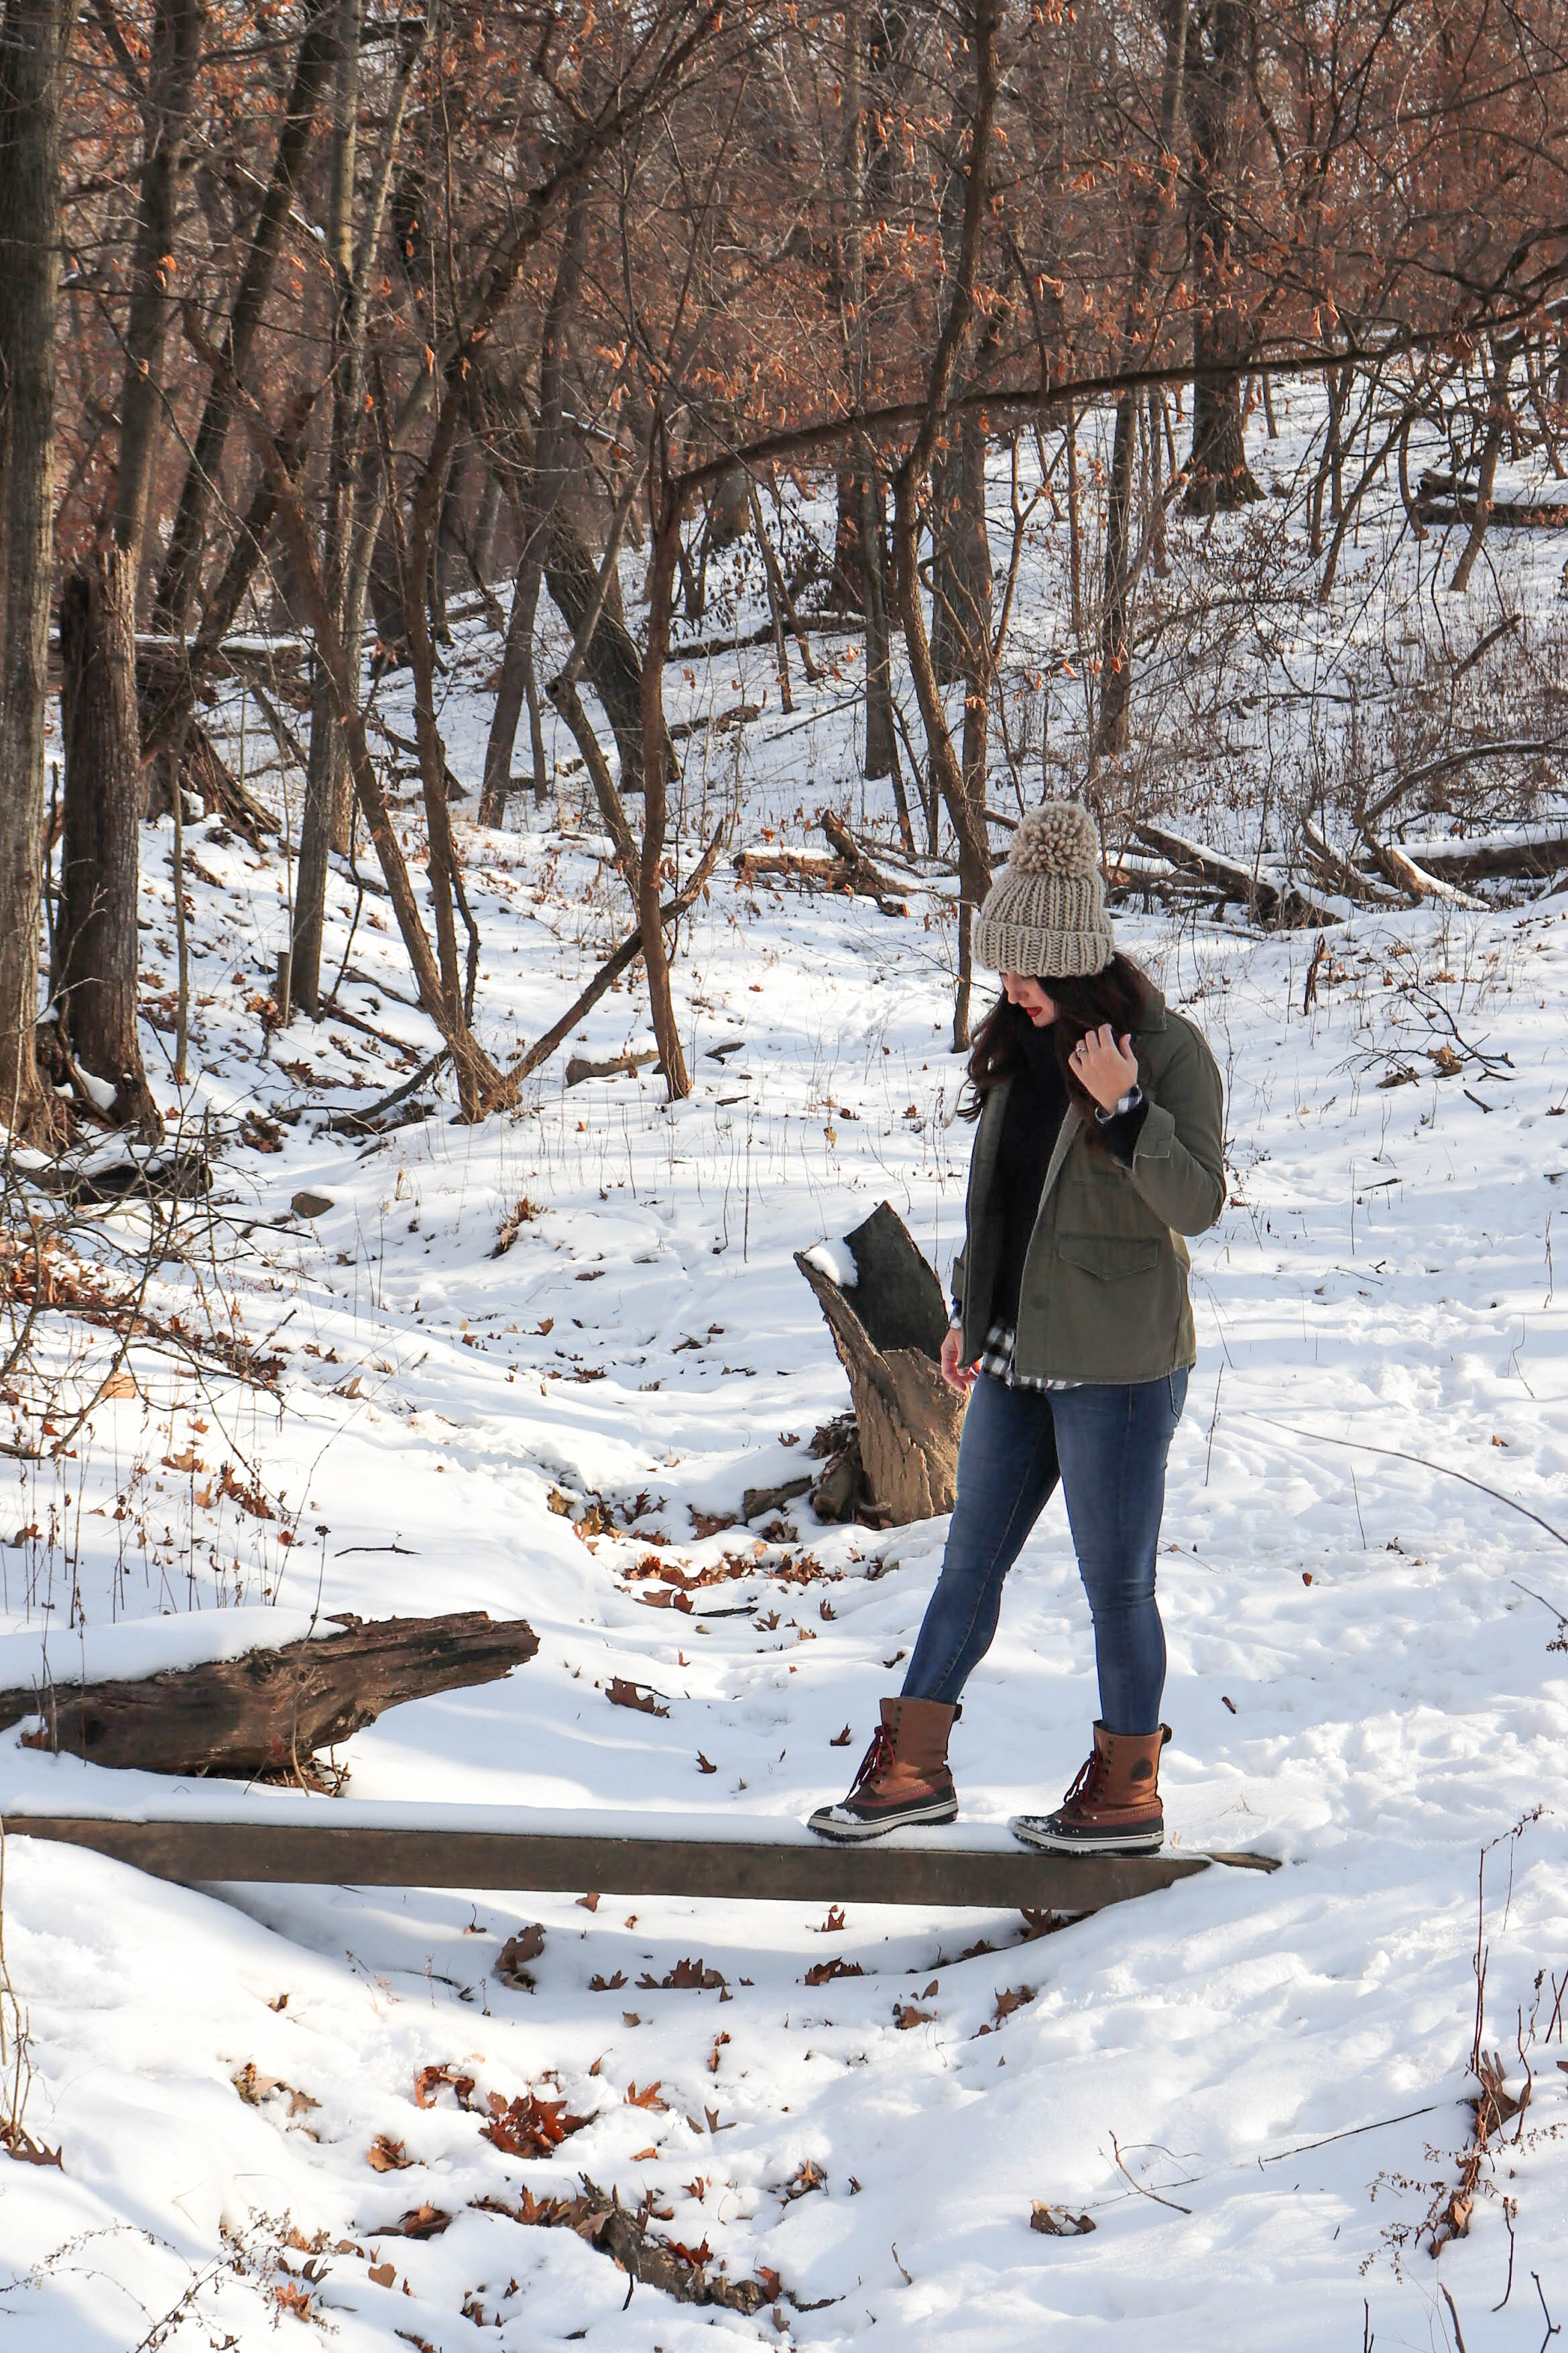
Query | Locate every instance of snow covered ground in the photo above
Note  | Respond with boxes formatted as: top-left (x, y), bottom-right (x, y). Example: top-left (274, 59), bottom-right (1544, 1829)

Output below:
top-left (3, 395), bottom-right (1568, 2348)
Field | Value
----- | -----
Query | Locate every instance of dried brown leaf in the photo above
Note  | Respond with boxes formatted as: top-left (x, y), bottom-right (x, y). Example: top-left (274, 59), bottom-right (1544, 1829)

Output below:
top-left (413, 2064), bottom-right (475, 2111)
top-left (396, 2205), bottom-right (453, 2240)
top-left (637, 1957), bottom-right (727, 1992)
top-left (803, 1955), bottom-right (865, 1987)
top-left (495, 1923), bottom-right (546, 1988)
top-left (993, 1985), bottom-right (1037, 2024)
top-left (480, 2091), bottom-right (588, 2159)
top-left (607, 1677), bottom-right (670, 1717)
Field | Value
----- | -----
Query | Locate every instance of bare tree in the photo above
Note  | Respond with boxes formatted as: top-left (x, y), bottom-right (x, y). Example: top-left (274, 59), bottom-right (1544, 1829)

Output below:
top-left (1181, 0), bottom-right (1264, 513)
top-left (891, 0), bottom-right (1000, 1051)
top-left (56, 542), bottom-right (160, 1137)
top-left (0, 0), bottom-right (79, 1143)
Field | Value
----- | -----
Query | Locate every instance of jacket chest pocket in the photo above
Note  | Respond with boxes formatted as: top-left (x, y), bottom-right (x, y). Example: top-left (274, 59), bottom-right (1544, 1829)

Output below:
top-left (1055, 1232), bottom-right (1162, 1281)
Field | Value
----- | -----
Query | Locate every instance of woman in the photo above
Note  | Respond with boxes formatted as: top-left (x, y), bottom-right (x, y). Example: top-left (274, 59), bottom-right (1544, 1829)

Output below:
top-left (810, 801), bottom-right (1225, 1855)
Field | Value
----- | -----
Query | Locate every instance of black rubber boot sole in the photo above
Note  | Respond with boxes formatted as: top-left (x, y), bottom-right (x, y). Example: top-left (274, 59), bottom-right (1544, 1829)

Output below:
top-left (1010, 1812), bottom-right (1163, 1856)
top-left (808, 1790), bottom-right (959, 1843)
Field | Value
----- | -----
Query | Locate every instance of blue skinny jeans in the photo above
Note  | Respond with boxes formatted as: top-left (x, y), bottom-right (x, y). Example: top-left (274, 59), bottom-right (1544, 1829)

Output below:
top-left (901, 1367), bottom-right (1189, 1734)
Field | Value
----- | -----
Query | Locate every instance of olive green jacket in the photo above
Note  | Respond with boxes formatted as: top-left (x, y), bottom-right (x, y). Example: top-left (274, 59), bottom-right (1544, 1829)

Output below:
top-left (951, 992), bottom-right (1225, 1385)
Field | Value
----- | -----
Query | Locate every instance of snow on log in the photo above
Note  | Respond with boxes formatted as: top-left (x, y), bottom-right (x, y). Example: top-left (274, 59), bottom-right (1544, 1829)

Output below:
top-left (794, 1202), bottom-right (965, 1526)
top-left (1297, 818), bottom-right (1405, 907)
top-left (0, 1611), bottom-right (538, 1777)
top-left (1412, 475), bottom-right (1568, 529)
top-left (1133, 823), bottom-right (1342, 926)
top-left (1358, 829), bottom-right (1488, 911)
top-left (800, 1237), bottom-right (858, 1289)
top-left (1394, 823), bottom-right (1568, 882)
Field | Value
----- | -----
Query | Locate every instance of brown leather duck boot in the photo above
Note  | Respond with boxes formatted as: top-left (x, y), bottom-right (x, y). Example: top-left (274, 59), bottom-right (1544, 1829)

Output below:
top-left (808, 1697), bottom-right (959, 1842)
top-left (1010, 1723), bottom-right (1170, 1855)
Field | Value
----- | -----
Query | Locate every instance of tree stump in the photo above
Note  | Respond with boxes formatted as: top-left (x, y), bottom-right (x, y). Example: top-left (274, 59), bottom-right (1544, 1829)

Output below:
top-left (794, 1202), bottom-right (965, 1525)
top-left (0, 1611), bottom-right (537, 1778)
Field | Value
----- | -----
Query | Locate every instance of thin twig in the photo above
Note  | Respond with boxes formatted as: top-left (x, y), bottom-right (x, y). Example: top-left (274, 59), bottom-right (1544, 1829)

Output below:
top-left (1441, 2285), bottom-right (1469, 2353)
top-left (1108, 2131), bottom-right (1192, 2216)
top-left (1494, 2197), bottom-right (1517, 2312)
top-left (1259, 2100), bottom-right (1457, 2163)
top-left (1241, 1414), bottom-right (1568, 1551)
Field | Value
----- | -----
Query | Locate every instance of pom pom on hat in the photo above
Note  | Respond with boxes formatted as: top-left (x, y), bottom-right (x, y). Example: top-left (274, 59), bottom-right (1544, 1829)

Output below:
top-left (1006, 799), bottom-right (1100, 878)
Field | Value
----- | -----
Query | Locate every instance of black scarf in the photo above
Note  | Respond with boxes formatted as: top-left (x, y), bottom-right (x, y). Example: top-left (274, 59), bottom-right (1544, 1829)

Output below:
top-left (991, 1018), bottom-right (1068, 1329)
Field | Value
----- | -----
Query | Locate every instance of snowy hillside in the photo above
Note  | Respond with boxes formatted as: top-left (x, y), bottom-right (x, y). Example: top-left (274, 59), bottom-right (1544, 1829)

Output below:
top-left (3, 410), bottom-right (1568, 2350)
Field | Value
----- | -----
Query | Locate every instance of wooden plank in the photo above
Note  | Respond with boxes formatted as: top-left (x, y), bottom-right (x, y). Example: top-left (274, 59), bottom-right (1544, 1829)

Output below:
top-left (2, 1813), bottom-right (1231, 1913)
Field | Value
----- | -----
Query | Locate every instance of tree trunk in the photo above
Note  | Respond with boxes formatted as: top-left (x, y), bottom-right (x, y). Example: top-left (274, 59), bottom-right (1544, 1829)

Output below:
top-left (481, 187), bottom-right (589, 824)
top-left (1450, 339), bottom-right (1518, 595)
top-left (113, 0), bottom-right (205, 580)
top-left (1181, 0), bottom-right (1262, 514)
top-left (153, 0), bottom-right (336, 630)
top-left (3, 1610), bottom-right (538, 1777)
top-left (794, 1202), bottom-right (966, 1525)
top-left (0, 0), bottom-right (78, 1144)
top-left (1094, 392), bottom-right (1139, 762)
top-left (831, 463), bottom-right (867, 610)
top-left (637, 478), bottom-right (690, 1102)
top-left (859, 465), bottom-right (898, 781)
top-left (56, 543), bottom-right (162, 1139)
top-left (889, 0), bottom-right (998, 1037)
top-left (1183, 333), bottom-right (1263, 514)
top-left (479, 553), bottom-right (540, 825)
top-left (929, 121), bottom-right (991, 691)
top-left (432, 430), bottom-right (471, 641)
top-left (291, 0), bottom-right (363, 1017)
top-left (1094, 0), bottom-right (1187, 764)
top-left (929, 409), bottom-right (991, 686)
top-left (544, 508), bottom-right (651, 791)
top-left (292, 0), bottom-right (427, 1004)
top-left (842, 5), bottom-right (904, 785)
top-left (704, 463), bottom-right (749, 550)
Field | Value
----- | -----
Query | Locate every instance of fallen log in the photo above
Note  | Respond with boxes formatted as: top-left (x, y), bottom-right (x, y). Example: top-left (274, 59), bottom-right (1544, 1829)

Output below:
top-left (733, 850), bottom-right (849, 885)
top-left (1413, 477), bottom-right (1568, 530)
top-left (794, 1202), bottom-right (965, 1525)
top-left (1134, 823), bottom-right (1341, 926)
top-left (1357, 829), bottom-right (1488, 911)
top-left (565, 1048), bottom-right (658, 1087)
top-left (1392, 824), bottom-right (1568, 883)
top-left (819, 811), bottom-right (909, 915)
top-left (0, 1611), bottom-right (537, 1778)
top-left (1297, 818), bottom-right (1404, 907)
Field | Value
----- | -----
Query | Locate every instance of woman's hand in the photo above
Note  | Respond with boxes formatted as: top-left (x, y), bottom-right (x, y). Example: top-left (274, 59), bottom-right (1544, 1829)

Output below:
top-left (1069, 1023), bottom-right (1140, 1113)
top-left (940, 1326), bottom-right (977, 1393)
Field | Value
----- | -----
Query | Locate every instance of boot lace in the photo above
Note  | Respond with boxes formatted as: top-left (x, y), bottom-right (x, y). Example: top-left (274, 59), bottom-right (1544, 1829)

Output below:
top-left (1060, 1745), bottom-right (1109, 1812)
top-left (851, 1723), bottom-right (896, 1794)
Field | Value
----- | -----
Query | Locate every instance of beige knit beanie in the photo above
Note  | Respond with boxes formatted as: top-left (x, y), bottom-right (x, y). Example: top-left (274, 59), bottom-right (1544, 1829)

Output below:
top-left (971, 801), bottom-right (1113, 978)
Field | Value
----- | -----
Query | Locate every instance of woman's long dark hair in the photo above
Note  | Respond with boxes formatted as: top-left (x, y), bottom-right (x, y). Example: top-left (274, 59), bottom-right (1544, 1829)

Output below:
top-left (959, 952), bottom-right (1154, 1131)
